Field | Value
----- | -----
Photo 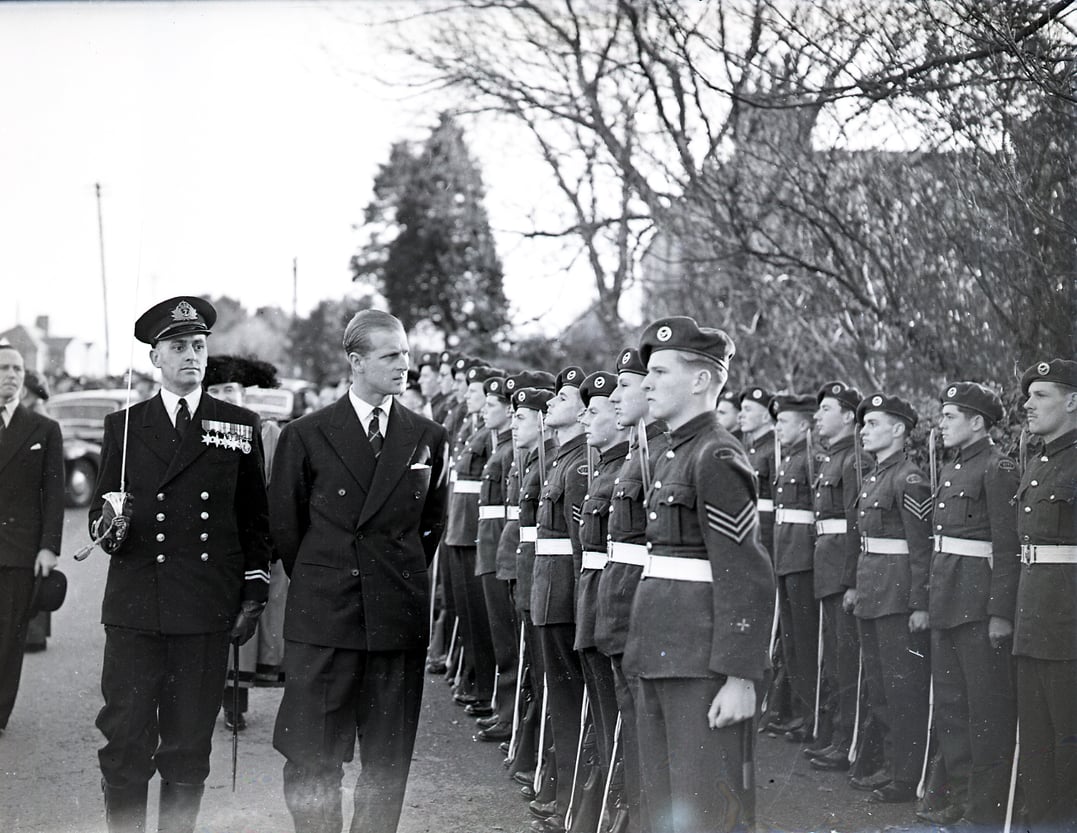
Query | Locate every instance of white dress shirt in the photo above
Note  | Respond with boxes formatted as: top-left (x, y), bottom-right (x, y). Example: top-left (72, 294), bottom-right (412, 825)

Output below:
top-left (0, 398), bottom-right (17, 428)
top-left (159, 387), bottom-right (203, 429)
top-left (348, 388), bottom-right (392, 438)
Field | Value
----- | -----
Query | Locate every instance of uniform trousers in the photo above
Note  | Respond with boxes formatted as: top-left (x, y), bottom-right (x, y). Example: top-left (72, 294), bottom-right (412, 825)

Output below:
top-left (635, 676), bottom-right (754, 833)
top-left (579, 647), bottom-right (619, 780)
top-left (858, 614), bottom-right (930, 784)
top-left (0, 567), bottom-right (35, 730)
top-left (611, 655), bottom-right (647, 833)
top-left (931, 621), bottom-right (1015, 824)
top-left (820, 592), bottom-right (859, 750)
top-left (1016, 655), bottom-right (1077, 830)
top-left (97, 626), bottom-right (231, 788)
top-left (537, 623), bottom-right (585, 814)
top-left (480, 572), bottom-right (518, 724)
top-left (274, 642), bottom-right (425, 833)
top-left (446, 545), bottom-right (495, 699)
top-left (778, 571), bottom-right (819, 725)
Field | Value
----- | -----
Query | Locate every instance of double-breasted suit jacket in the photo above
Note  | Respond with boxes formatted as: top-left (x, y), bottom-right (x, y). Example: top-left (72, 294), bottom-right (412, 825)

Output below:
top-left (269, 395), bottom-right (448, 652)
top-left (0, 405), bottom-right (65, 568)
top-left (88, 393), bottom-right (272, 634)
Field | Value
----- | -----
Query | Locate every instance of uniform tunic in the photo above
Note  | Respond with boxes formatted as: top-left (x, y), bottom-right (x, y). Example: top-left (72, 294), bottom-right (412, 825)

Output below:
top-left (1012, 428), bottom-right (1077, 827)
top-left (744, 429), bottom-right (777, 556)
top-left (852, 451), bottom-right (932, 785)
top-left (496, 454), bottom-right (521, 581)
top-left (929, 436), bottom-right (1019, 824)
top-left (477, 429), bottom-right (513, 576)
top-left (626, 411), bottom-right (774, 833)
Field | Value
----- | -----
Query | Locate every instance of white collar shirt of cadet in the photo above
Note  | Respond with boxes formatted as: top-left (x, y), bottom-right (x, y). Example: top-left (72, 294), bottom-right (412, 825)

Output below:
top-left (623, 410), bottom-right (774, 683)
top-left (928, 436), bottom-right (1020, 630)
top-left (852, 452), bottom-right (932, 621)
top-left (1012, 428), bottom-right (1077, 661)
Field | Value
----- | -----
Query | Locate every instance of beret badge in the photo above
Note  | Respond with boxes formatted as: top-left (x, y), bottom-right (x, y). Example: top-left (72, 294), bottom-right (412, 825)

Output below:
top-left (871, 395), bottom-right (883, 407)
top-left (656, 326), bottom-right (673, 342)
top-left (946, 386), bottom-right (957, 398)
top-left (1037, 362), bottom-right (1050, 375)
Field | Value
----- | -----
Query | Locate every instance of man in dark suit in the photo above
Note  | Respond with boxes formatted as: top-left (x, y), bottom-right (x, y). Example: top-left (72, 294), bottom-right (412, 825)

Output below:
top-left (88, 297), bottom-right (273, 833)
top-left (270, 309), bottom-right (448, 833)
top-left (0, 344), bottom-right (65, 735)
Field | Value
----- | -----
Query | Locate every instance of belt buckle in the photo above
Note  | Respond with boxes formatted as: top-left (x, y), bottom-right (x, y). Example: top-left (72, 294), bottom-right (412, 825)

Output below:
top-left (1020, 544), bottom-right (1034, 566)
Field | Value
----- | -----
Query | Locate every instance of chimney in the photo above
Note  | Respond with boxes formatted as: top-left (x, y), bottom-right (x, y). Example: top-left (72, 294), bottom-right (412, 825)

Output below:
top-left (35, 315), bottom-right (49, 335)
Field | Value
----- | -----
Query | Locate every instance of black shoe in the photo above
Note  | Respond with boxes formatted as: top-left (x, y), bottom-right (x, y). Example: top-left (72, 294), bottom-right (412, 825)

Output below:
top-left (499, 740), bottom-right (511, 754)
top-left (530, 814), bottom-right (566, 833)
top-left (465, 702), bottom-right (495, 717)
top-left (477, 722), bottom-right (512, 742)
top-left (810, 748), bottom-right (851, 771)
top-left (850, 769), bottom-right (890, 792)
top-left (475, 714), bottom-right (501, 729)
top-left (803, 741), bottom-right (836, 760)
top-left (453, 691), bottom-right (481, 706)
top-left (916, 804), bottom-right (965, 826)
top-left (870, 780), bottom-right (917, 803)
top-left (520, 783), bottom-right (536, 800)
top-left (223, 711), bottom-right (246, 731)
top-left (785, 725), bottom-right (813, 743)
top-left (764, 716), bottom-right (804, 736)
top-left (529, 798), bottom-right (557, 819)
top-left (426, 659), bottom-right (447, 675)
top-left (512, 771), bottom-right (535, 787)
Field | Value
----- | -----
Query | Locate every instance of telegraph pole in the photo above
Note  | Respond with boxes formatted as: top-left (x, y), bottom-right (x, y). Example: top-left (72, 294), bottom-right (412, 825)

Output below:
top-left (95, 183), bottom-right (111, 372)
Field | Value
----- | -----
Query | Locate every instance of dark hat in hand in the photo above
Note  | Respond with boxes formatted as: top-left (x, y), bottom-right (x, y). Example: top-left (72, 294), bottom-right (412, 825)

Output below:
top-left (940, 381), bottom-right (1003, 424)
top-left (30, 569), bottom-right (67, 614)
top-left (134, 297), bottom-right (216, 345)
top-left (638, 316), bottom-right (735, 369)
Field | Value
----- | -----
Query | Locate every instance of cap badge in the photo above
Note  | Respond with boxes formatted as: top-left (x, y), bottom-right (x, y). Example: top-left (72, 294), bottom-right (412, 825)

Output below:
top-left (567, 370), bottom-right (577, 380)
top-left (946, 386), bottom-right (957, 398)
top-left (831, 384), bottom-right (842, 394)
top-left (871, 395), bottom-right (883, 407)
top-left (170, 300), bottom-right (199, 322)
top-left (752, 389), bottom-right (762, 399)
top-left (490, 381), bottom-right (499, 390)
top-left (621, 352), bottom-right (630, 365)
top-left (594, 376), bottom-right (605, 389)
top-left (1037, 362), bottom-right (1050, 375)
top-left (656, 326), bottom-right (673, 342)
top-left (506, 379), bottom-right (516, 390)
top-left (517, 391), bottom-right (526, 402)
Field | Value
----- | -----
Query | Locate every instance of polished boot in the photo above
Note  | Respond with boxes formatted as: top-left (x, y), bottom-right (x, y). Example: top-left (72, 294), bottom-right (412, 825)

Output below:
top-left (870, 780), bottom-right (918, 803)
top-left (477, 721), bottom-right (513, 742)
top-left (103, 780), bottom-right (148, 833)
top-left (810, 747), bottom-right (851, 771)
top-left (157, 781), bottom-right (204, 833)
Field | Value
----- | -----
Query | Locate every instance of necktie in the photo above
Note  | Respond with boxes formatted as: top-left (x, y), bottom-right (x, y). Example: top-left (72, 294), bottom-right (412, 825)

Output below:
top-left (176, 398), bottom-right (191, 440)
top-left (368, 406), bottom-right (384, 457)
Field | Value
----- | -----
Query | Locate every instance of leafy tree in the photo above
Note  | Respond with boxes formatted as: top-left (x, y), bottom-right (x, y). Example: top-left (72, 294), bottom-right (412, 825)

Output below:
top-left (351, 113), bottom-right (509, 351)
top-left (288, 297), bottom-right (372, 386)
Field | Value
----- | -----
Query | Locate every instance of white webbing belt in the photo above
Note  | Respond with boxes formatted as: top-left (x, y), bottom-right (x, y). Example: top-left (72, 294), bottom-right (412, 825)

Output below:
top-left (607, 542), bottom-right (648, 566)
top-left (862, 537), bottom-right (909, 555)
top-left (581, 551), bottom-right (608, 570)
top-left (816, 519), bottom-right (848, 535)
top-left (934, 535), bottom-right (993, 558)
top-left (775, 508), bottom-right (814, 525)
top-left (453, 479), bottom-right (481, 494)
top-left (507, 506), bottom-right (520, 521)
top-left (479, 505), bottom-right (506, 520)
top-left (519, 526), bottom-right (538, 543)
top-left (642, 555), bottom-right (713, 583)
top-left (1020, 544), bottom-right (1077, 565)
top-left (757, 499), bottom-right (775, 513)
top-left (535, 538), bottom-right (573, 556)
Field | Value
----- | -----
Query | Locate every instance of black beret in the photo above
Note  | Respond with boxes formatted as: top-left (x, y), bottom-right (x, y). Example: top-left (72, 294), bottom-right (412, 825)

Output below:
top-left (816, 380), bottom-right (861, 412)
top-left (418, 351), bottom-right (439, 370)
top-left (511, 387), bottom-right (555, 412)
top-left (505, 371), bottom-right (556, 395)
top-left (580, 371), bottom-right (617, 405)
top-left (438, 350), bottom-right (457, 367)
top-left (23, 370), bottom-right (50, 401)
top-left (466, 365), bottom-right (504, 385)
top-left (134, 296), bottom-right (216, 345)
top-left (484, 376), bottom-right (510, 400)
top-left (613, 347), bottom-right (647, 376)
top-left (638, 316), bottom-right (735, 369)
top-left (30, 569), bottom-right (67, 614)
top-left (555, 366), bottom-right (585, 392)
top-left (204, 355), bottom-right (279, 389)
top-left (740, 386), bottom-right (774, 410)
top-left (770, 394), bottom-right (816, 417)
top-left (857, 392), bottom-right (918, 429)
top-left (1020, 359), bottom-right (1077, 396)
top-left (940, 381), bottom-right (1003, 424)
top-left (452, 356), bottom-right (481, 377)
top-left (719, 389), bottom-right (740, 407)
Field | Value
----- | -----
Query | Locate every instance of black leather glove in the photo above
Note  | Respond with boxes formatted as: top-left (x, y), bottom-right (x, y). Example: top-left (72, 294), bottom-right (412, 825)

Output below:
top-left (94, 492), bottom-right (134, 554)
top-left (230, 600), bottom-right (266, 645)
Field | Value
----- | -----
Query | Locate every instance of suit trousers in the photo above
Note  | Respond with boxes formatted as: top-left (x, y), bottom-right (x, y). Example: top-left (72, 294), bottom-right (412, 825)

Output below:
top-left (0, 567), bottom-right (35, 729)
top-left (635, 676), bottom-right (754, 833)
top-left (97, 626), bottom-right (231, 788)
top-left (820, 592), bottom-right (859, 750)
top-left (778, 571), bottom-right (819, 725)
top-left (537, 623), bottom-right (585, 814)
top-left (611, 655), bottom-right (646, 833)
top-left (1016, 655), bottom-right (1077, 830)
top-left (931, 621), bottom-right (1016, 824)
top-left (481, 573), bottom-right (518, 724)
top-left (446, 545), bottom-right (495, 699)
top-left (858, 614), bottom-right (930, 784)
top-left (274, 641), bottom-right (426, 833)
top-left (580, 646), bottom-right (619, 779)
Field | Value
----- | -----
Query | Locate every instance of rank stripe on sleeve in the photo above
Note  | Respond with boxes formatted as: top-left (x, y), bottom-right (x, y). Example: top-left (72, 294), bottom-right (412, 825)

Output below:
top-left (704, 500), bottom-right (757, 544)
top-left (245, 569), bottom-right (272, 584)
top-left (903, 494), bottom-right (932, 522)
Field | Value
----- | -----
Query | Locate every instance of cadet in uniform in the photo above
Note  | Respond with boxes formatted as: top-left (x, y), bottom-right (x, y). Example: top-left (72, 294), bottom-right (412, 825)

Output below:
top-left (847, 394), bottom-right (931, 803)
top-left (1013, 359), bottom-right (1077, 828)
top-left (531, 367), bottom-right (589, 833)
top-left (596, 346), bottom-right (670, 833)
top-left (717, 388), bottom-right (742, 440)
top-left (924, 381), bottom-right (1018, 827)
top-left (625, 317), bottom-right (775, 833)
top-left (807, 382), bottom-right (863, 772)
top-left (418, 352), bottom-right (447, 422)
top-left (739, 386), bottom-right (777, 556)
top-left (574, 370), bottom-right (630, 824)
top-left (89, 297), bottom-right (272, 833)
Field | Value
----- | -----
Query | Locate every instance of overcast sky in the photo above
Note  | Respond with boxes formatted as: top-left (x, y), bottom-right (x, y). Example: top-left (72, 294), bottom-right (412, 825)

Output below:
top-left (0, 1), bottom-right (595, 372)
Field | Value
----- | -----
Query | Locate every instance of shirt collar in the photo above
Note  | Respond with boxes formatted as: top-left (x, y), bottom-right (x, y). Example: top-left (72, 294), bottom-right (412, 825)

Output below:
top-left (159, 386), bottom-right (202, 424)
top-left (1044, 428), bottom-right (1077, 456)
top-left (600, 440), bottom-right (630, 465)
top-left (348, 387), bottom-right (393, 426)
top-left (956, 435), bottom-right (992, 462)
top-left (826, 434), bottom-right (854, 453)
top-left (0, 399), bottom-right (18, 427)
top-left (670, 410), bottom-right (720, 448)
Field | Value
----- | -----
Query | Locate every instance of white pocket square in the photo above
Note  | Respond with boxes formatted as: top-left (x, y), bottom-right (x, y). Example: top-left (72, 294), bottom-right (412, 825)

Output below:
top-left (410, 463), bottom-right (431, 470)
top-left (30, 443), bottom-right (42, 451)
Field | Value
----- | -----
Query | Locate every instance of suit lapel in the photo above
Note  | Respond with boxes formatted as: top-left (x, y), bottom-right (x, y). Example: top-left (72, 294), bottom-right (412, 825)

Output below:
top-left (358, 403), bottom-right (419, 527)
top-left (159, 394), bottom-right (212, 487)
top-left (0, 405), bottom-right (36, 476)
top-left (135, 394), bottom-right (182, 468)
top-left (321, 396), bottom-right (374, 494)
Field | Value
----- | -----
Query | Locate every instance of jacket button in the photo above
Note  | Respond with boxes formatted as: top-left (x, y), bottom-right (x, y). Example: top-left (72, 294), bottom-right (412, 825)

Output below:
top-left (157, 493), bottom-right (165, 502)
top-left (156, 554), bottom-right (166, 563)
top-left (414, 491), bottom-right (421, 499)
top-left (339, 489), bottom-right (347, 496)
top-left (356, 532), bottom-right (364, 540)
top-left (200, 491), bottom-right (209, 500)
top-left (402, 570), bottom-right (410, 579)
top-left (649, 512), bottom-right (657, 520)
top-left (200, 533), bottom-right (209, 541)
top-left (351, 569), bottom-right (359, 577)
top-left (201, 512), bottom-right (209, 520)
top-left (156, 533), bottom-right (166, 542)
top-left (156, 513), bottom-right (165, 522)
top-left (201, 553), bottom-right (209, 562)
